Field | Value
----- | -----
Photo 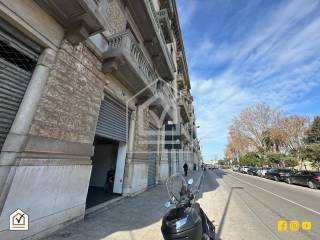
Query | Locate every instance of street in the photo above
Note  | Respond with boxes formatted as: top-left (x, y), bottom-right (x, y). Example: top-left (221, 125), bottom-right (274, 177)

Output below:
top-left (45, 169), bottom-right (320, 240)
top-left (201, 169), bottom-right (320, 240)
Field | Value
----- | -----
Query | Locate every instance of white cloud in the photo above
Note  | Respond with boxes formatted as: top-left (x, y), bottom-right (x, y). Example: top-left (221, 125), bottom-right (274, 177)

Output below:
top-left (176, 0), bottom-right (197, 27)
top-left (185, 0), bottom-right (320, 160)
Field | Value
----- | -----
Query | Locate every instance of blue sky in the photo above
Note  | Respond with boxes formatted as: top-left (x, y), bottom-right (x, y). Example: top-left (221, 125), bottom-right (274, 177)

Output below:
top-left (176, 0), bottom-right (320, 161)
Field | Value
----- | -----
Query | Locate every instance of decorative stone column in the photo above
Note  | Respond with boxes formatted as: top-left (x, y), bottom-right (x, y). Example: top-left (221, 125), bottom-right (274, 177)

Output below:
top-left (122, 110), bottom-right (136, 195)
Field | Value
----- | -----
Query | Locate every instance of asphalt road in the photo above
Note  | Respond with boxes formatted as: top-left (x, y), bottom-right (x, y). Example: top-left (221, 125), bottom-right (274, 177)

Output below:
top-left (201, 169), bottom-right (320, 240)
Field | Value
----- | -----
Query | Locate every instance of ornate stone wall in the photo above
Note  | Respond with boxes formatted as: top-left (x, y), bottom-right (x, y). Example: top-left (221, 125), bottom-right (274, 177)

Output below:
top-left (104, 0), bottom-right (126, 36)
top-left (29, 40), bottom-right (106, 144)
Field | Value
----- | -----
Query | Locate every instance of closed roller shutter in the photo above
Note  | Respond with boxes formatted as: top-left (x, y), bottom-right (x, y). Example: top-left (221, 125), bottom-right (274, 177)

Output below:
top-left (96, 96), bottom-right (130, 142)
top-left (0, 20), bottom-right (39, 152)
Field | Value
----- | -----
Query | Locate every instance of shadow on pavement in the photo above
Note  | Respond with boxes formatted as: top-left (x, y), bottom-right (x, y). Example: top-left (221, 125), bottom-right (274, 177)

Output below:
top-left (195, 169), bottom-right (247, 240)
top-left (46, 171), bottom-right (211, 240)
top-left (197, 169), bottom-right (226, 199)
top-left (216, 186), bottom-right (243, 240)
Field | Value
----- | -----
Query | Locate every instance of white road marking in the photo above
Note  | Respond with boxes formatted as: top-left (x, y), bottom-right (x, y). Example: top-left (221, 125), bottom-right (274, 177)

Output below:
top-left (227, 173), bottom-right (320, 216)
top-left (229, 170), bottom-right (320, 195)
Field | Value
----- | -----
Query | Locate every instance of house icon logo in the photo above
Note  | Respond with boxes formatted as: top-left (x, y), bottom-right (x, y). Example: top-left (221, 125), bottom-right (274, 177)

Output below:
top-left (10, 209), bottom-right (29, 231)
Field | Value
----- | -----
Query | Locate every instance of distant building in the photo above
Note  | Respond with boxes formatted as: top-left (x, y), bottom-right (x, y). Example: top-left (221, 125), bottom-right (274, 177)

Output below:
top-left (0, 0), bottom-right (201, 239)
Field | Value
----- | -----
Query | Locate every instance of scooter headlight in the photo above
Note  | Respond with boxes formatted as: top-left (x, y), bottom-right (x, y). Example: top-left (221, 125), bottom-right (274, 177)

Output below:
top-left (176, 217), bottom-right (188, 229)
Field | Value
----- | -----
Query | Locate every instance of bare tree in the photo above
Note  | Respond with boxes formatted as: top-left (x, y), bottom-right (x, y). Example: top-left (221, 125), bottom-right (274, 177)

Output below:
top-left (234, 104), bottom-right (281, 152)
top-left (225, 104), bottom-right (310, 168)
top-left (225, 120), bottom-right (251, 162)
top-left (279, 116), bottom-right (310, 151)
top-left (279, 116), bottom-right (310, 169)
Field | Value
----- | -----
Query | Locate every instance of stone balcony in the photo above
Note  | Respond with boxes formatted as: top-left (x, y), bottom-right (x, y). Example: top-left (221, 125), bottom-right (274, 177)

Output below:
top-left (158, 9), bottom-right (173, 43)
top-left (102, 30), bottom-right (157, 97)
top-left (176, 73), bottom-right (185, 90)
top-left (35, 0), bottom-right (108, 44)
top-left (159, 0), bottom-right (174, 19)
top-left (150, 81), bottom-right (176, 121)
top-left (193, 139), bottom-right (200, 152)
top-left (177, 91), bottom-right (192, 123)
top-left (177, 97), bottom-right (189, 123)
top-left (180, 123), bottom-right (191, 142)
top-left (124, 0), bottom-right (176, 81)
top-left (177, 51), bottom-right (190, 89)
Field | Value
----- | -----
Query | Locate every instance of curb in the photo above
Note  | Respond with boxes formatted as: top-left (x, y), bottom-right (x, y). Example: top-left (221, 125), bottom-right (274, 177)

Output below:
top-left (195, 170), bottom-right (204, 190)
top-left (85, 196), bottom-right (126, 218)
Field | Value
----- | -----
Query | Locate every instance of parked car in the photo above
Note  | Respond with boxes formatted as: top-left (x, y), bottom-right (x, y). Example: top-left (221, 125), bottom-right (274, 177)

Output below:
top-left (257, 167), bottom-right (271, 177)
top-left (247, 167), bottom-right (259, 176)
top-left (232, 165), bottom-right (240, 172)
top-left (287, 171), bottom-right (320, 189)
top-left (265, 168), bottom-right (293, 181)
top-left (240, 166), bottom-right (250, 174)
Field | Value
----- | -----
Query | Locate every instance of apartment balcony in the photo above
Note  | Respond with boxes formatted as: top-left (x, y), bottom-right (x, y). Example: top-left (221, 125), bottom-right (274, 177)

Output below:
top-left (159, 0), bottom-right (174, 19)
top-left (194, 139), bottom-right (200, 152)
top-left (176, 73), bottom-right (185, 90)
top-left (177, 51), bottom-right (191, 89)
top-left (102, 31), bottom-right (157, 97)
top-left (181, 123), bottom-right (191, 142)
top-left (150, 81), bottom-right (176, 121)
top-left (178, 90), bottom-right (193, 122)
top-left (178, 97), bottom-right (189, 122)
top-left (158, 9), bottom-right (173, 43)
top-left (35, 0), bottom-right (107, 44)
top-left (124, 0), bottom-right (176, 81)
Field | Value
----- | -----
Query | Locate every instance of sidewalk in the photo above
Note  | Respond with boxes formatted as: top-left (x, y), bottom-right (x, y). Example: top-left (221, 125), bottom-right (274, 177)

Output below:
top-left (45, 171), bottom-right (203, 240)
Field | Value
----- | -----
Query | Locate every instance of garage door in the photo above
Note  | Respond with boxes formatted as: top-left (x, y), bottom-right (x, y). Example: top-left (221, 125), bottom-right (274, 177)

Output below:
top-left (147, 124), bottom-right (158, 187)
top-left (95, 95), bottom-right (130, 142)
top-left (0, 19), bottom-right (40, 152)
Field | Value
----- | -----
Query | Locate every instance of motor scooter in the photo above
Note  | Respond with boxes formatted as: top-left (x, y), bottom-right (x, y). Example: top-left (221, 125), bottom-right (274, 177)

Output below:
top-left (161, 174), bottom-right (215, 240)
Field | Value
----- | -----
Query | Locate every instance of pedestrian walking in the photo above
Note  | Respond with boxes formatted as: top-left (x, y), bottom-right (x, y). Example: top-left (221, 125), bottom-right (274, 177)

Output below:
top-left (183, 162), bottom-right (189, 177)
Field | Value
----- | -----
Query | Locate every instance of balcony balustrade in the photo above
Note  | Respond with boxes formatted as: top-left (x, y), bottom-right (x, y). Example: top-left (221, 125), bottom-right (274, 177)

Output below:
top-left (150, 81), bottom-right (176, 121)
top-left (176, 51), bottom-right (191, 89)
top-left (181, 123), bottom-right (191, 142)
top-left (102, 30), bottom-right (158, 97)
top-left (159, 0), bottom-right (174, 19)
top-left (177, 90), bottom-right (193, 122)
top-left (176, 73), bottom-right (185, 90)
top-left (124, 0), bottom-right (176, 80)
top-left (158, 9), bottom-right (173, 43)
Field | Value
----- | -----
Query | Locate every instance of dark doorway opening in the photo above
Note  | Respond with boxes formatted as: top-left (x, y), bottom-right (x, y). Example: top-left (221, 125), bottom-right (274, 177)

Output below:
top-left (86, 135), bottom-right (121, 209)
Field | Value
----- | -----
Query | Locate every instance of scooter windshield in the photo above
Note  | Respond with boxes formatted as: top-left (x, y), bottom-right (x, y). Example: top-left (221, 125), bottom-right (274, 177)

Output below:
top-left (166, 173), bottom-right (188, 203)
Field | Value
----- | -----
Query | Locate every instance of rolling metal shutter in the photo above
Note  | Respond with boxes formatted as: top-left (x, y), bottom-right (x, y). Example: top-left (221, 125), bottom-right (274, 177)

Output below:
top-left (0, 20), bottom-right (39, 152)
top-left (95, 96), bottom-right (130, 142)
top-left (147, 124), bottom-right (158, 187)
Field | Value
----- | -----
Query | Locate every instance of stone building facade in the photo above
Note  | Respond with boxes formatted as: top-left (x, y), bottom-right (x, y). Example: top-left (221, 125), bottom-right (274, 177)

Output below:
top-left (0, 0), bottom-right (200, 239)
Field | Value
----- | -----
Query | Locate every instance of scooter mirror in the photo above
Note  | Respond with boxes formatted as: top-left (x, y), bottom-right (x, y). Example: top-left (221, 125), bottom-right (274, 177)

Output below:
top-left (188, 178), bottom-right (194, 185)
top-left (164, 201), bottom-right (171, 208)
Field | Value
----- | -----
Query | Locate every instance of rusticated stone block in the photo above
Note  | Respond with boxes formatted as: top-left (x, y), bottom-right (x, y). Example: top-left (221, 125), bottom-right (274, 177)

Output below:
top-left (104, 0), bottom-right (126, 36)
top-left (30, 41), bottom-right (105, 144)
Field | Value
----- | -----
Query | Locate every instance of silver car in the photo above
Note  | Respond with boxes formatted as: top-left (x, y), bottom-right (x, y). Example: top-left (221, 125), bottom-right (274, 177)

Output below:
top-left (239, 166), bottom-right (249, 173)
top-left (258, 168), bottom-right (271, 177)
